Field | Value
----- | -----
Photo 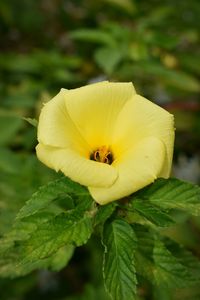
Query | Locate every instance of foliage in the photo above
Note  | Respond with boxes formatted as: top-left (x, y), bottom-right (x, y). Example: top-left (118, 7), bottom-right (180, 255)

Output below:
top-left (1, 177), bottom-right (200, 299)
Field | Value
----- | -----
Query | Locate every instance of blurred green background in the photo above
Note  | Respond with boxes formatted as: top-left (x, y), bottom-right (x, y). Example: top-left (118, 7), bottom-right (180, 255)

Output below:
top-left (0, 0), bottom-right (200, 299)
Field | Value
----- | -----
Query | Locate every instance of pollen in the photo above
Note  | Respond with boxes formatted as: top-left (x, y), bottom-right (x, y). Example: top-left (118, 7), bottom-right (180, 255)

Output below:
top-left (90, 146), bottom-right (113, 165)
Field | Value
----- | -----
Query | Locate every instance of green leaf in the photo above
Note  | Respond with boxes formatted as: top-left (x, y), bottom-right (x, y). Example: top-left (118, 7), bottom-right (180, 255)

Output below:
top-left (165, 238), bottom-right (200, 283)
top-left (0, 152), bottom-right (59, 236)
top-left (49, 244), bottom-right (74, 271)
top-left (103, 0), bottom-right (136, 14)
top-left (0, 212), bottom-right (56, 253)
top-left (17, 177), bottom-right (92, 219)
top-left (0, 173), bottom-right (95, 277)
top-left (153, 239), bottom-right (192, 288)
top-left (94, 203), bottom-right (116, 226)
top-left (0, 243), bottom-right (74, 277)
top-left (19, 209), bottom-right (93, 263)
top-left (94, 47), bottom-right (123, 74)
top-left (133, 225), bottom-right (196, 288)
top-left (138, 62), bottom-right (200, 92)
top-left (70, 29), bottom-right (116, 47)
top-left (23, 117), bottom-right (38, 127)
top-left (102, 219), bottom-right (137, 300)
top-left (164, 69), bottom-right (200, 92)
top-left (133, 225), bottom-right (155, 282)
top-left (134, 178), bottom-right (200, 216)
top-left (0, 206), bottom-right (94, 277)
top-left (130, 200), bottom-right (174, 227)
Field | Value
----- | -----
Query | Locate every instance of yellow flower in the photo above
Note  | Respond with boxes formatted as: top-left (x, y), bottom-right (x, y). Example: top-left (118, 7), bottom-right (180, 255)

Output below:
top-left (36, 81), bottom-right (174, 205)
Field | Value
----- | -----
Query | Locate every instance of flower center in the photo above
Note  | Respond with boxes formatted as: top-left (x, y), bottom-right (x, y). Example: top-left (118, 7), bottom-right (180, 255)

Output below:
top-left (90, 146), bottom-right (113, 165)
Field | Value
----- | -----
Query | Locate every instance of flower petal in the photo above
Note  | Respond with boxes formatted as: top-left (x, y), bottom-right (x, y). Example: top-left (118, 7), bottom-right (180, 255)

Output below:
top-left (36, 143), bottom-right (118, 188)
top-left (38, 89), bottom-right (90, 156)
top-left (88, 137), bottom-right (165, 205)
top-left (112, 94), bottom-right (174, 177)
top-left (64, 81), bottom-right (136, 149)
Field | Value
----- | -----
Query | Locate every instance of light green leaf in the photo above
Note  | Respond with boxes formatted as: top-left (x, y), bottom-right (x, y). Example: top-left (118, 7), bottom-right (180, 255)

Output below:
top-left (17, 177), bottom-right (93, 219)
top-left (103, 0), bottom-right (136, 14)
top-left (0, 189), bottom-right (95, 278)
top-left (0, 207), bottom-right (94, 277)
top-left (0, 212), bottom-right (56, 253)
top-left (163, 69), bottom-right (200, 92)
top-left (0, 175), bottom-right (95, 278)
top-left (23, 117), bottom-right (38, 127)
top-left (0, 243), bottom-right (74, 277)
top-left (130, 200), bottom-right (174, 227)
top-left (70, 29), bottom-right (116, 47)
top-left (19, 209), bottom-right (93, 264)
top-left (102, 219), bottom-right (137, 300)
top-left (94, 47), bottom-right (123, 74)
top-left (139, 62), bottom-right (200, 92)
top-left (134, 178), bottom-right (200, 216)
top-left (49, 245), bottom-right (74, 271)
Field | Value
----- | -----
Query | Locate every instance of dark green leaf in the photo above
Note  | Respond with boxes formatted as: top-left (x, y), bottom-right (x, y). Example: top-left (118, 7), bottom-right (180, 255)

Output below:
top-left (133, 225), bottom-right (155, 282)
top-left (103, 219), bottom-right (137, 300)
top-left (94, 203), bottom-right (116, 226)
top-left (134, 178), bottom-right (200, 216)
top-left (165, 238), bottom-right (200, 283)
top-left (133, 225), bottom-right (196, 288)
top-left (130, 200), bottom-right (174, 227)
top-left (153, 239), bottom-right (192, 288)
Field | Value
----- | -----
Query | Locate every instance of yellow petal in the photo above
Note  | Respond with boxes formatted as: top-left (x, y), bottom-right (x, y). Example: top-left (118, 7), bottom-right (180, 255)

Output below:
top-left (38, 89), bottom-right (90, 156)
top-left (36, 143), bottom-right (118, 188)
top-left (89, 137), bottom-right (165, 205)
top-left (112, 94), bottom-right (174, 177)
top-left (64, 81), bottom-right (136, 149)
